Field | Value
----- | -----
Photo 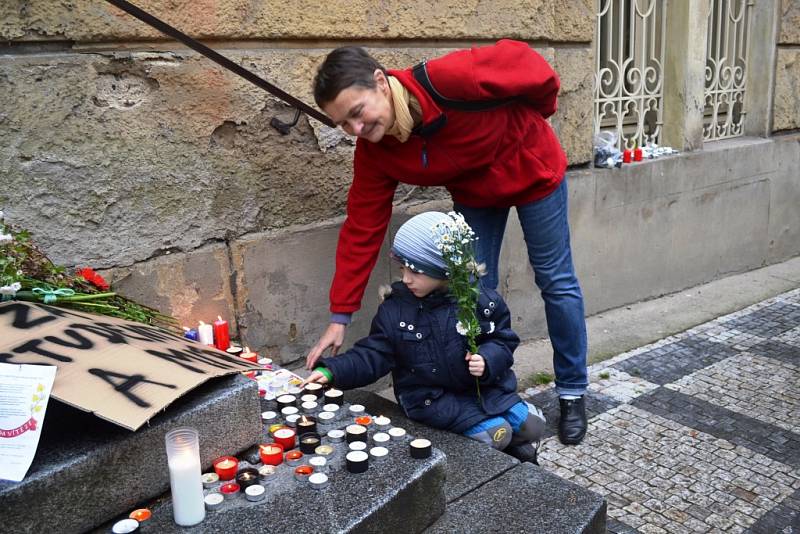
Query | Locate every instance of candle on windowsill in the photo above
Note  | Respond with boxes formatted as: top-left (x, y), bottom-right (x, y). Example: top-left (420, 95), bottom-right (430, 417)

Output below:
top-left (273, 427), bottom-right (296, 451)
top-left (373, 415), bottom-right (391, 430)
top-left (212, 456), bottom-right (239, 481)
top-left (410, 438), bottom-right (432, 459)
top-left (259, 443), bottom-right (284, 466)
top-left (346, 450), bottom-right (369, 473)
top-left (197, 321), bottom-right (214, 346)
top-left (235, 467), bottom-right (260, 490)
top-left (285, 450), bottom-right (304, 466)
top-left (213, 316), bottom-right (230, 351)
top-left (183, 327), bottom-right (198, 341)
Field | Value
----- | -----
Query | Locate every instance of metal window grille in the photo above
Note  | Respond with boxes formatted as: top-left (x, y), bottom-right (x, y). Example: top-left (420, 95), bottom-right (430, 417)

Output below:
top-left (594, 0), bottom-right (666, 151)
top-left (703, 0), bottom-right (753, 141)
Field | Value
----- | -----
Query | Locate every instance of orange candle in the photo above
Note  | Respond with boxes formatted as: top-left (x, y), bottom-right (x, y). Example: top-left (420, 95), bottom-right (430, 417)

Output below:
top-left (129, 509), bottom-right (151, 522)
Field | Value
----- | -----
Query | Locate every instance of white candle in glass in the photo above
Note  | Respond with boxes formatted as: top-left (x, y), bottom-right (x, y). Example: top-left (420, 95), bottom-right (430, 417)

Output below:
top-left (165, 428), bottom-right (205, 526)
top-left (197, 322), bottom-right (214, 346)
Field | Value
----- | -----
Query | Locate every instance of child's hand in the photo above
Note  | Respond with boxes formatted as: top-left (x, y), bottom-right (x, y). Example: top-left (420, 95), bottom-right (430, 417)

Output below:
top-left (465, 352), bottom-right (485, 377)
top-left (301, 371), bottom-right (329, 387)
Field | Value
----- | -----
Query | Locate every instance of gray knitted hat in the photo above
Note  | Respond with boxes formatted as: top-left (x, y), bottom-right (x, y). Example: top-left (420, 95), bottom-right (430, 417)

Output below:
top-left (391, 212), bottom-right (451, 279)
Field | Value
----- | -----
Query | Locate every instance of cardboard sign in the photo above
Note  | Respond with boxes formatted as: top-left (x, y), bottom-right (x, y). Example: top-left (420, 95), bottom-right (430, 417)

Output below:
top-left (0, 302), bottom-right (260, 431)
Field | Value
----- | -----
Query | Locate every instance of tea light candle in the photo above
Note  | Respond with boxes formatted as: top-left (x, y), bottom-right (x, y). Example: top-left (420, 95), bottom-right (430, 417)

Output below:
top-left (261, 411), bottom-right (278, 425)
top-left (324, 388), bottom-right (344, 406)
top-left (273, 427), bottom-right (296, 451)
top-left (317, 411), bottom-right (336, 425)
top-left (288, 386), bottom-right (303, 396)
top-left (346, 450), bottom-right (369, 473)
top-left (198, 321), bottom-right (214, 346)
top-left (281, 406), bottom-right (299, 418)
top-left (370, 446), bottom-right (389, 461)
top-left (372, 432), bottom-right (390, 446)
top-left (259, 443), bottom-right (284, 466)
top-left (348, 441), bottom-right (367, 452)
top-left (348, 404), bottom-right (366, 417)
top-left (301, 401), bottom-right (319, 414)
top-left (299, 433), bottom-right (321, 454)
top-left (388, 427), bottom-right (407, 441)
top-left (258, 357), bottom-right (273, 368)
top-left (346, 424), bottom-right (367, 443)
top-left (235, 467), bottom-right (260, 490)
top-left (355, 415), bottom-right (372, 427)
top-left (240, 346), bottom-right (258, 363)
top-left (204, 493), bottom-right (224, 510)
top-left (373, 415), bottom-right (391, 430)
top-left (258, 464), bottom-right (277, 481)
top-left (294, 465), bottom-right (313, 484)
top-left (212, 456), bottom-right (239, 481)
top-left (183, 327), bottom-right (198, 341)
top-left (327, 429), bottom-right (345, 443)
top-left (297, 415), bottom-right (317, 435)
top-left (285, 414), bottom-right (301, 428)
top-left (220, 482), bottom-right (240, 495)
top-left (201, 472), bottom-right (219, 488)
top-left (276, 395), bottom-right (297, 410)
top-left (213, 316), bottom-right (230, 351)
top-left (315, 444), bottom-right (335, 457)
top-left (300, 394), bottom-right (318, 404)
top-left (226, 345), bottom-right (243, 357)
top-left (245, 484), bottom-right (266, 502)
top-left (112, 519), bottom-right (139, 533)
top-left (410, 438), bottom-right (432, 459)
top-left (285, 450), bottom-right (304, 466)
top-left (304, 382), bottom-right (323, 398)
top-left (129, 509), bottom-right (151, 523)
top-left (309, 456), bottom-right (327, 472)
top-left (322, 403), bottom-right (341, 416)
top-left (308, 472), bottom-right (329, 490)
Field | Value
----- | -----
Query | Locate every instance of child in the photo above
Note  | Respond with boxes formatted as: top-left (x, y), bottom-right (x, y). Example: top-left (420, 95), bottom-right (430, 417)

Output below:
top-left (303, 211), bottom-right (545, 462)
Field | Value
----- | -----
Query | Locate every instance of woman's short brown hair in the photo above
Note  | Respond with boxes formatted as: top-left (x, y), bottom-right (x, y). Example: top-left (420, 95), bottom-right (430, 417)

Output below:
top-left (313, 46), bottom-right (386, 108)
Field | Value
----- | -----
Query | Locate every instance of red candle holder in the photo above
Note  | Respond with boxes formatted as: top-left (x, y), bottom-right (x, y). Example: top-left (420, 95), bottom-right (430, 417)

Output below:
top-left (294, 465), bottom-right (313, 483)
top-left (240, 346), bottom-right (258, 363)
top-left (212, 456), bottom-right (239, 481)
top-left (213, 316), bottom-right (230, 351)
top-left (285, 450), bottom-right (304, 466)
top-left (273, 427), bottom-right (296, 451)
top-left (633, 148), bottom-right (643, 162)
top-left (622, 149), bottom-right (632, 163)
top-left (220, 482), bottom-right (240, 495)
top-left (259, 443), bottom-right (284, 466)
top-left (355, 415), bottom-right (372, 426)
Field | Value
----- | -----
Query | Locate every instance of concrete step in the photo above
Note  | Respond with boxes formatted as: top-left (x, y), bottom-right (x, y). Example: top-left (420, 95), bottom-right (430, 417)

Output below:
top-left (0, 374), bottom-right (261, 534)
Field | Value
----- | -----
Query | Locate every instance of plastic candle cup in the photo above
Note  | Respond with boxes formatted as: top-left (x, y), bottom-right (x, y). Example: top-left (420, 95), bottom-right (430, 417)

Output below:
top-left (259, 443), bottom-right (284, 466)
top-left (165, 427), bottom-right (205, 526)
top-left (212, 456), bottom-right (239, 481)
top-left (622, 149), bottom-right (632, 163)
top-left (633, 147), bottom-right (643, 162)
top-left (373, 415), bottom-right (391, 430)
top-left (212, 316), bottom-right (230, 351)
top-left (273, 427), bottom-right (296, 451)
top-left (240, 346), bottom-right (258, 363)
top-left (197, 321), bottom-right (214, 346)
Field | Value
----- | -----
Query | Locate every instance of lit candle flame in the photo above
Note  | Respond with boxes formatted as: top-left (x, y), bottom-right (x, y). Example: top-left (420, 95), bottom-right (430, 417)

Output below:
top-left (218, 315), bottom-right (223, 321)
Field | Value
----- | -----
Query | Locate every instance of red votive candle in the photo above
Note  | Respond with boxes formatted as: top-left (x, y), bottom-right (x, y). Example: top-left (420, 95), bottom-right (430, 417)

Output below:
top-left (273, 427), bottom-right (296, 451)
top-left (212, 456), bottom-right (239, 481)
top-left (220, 482), bottom-right (240, 495)
top-left (212, 316), bottom-right (230, 351)
top-left (633, 147), bottom-right (643, 162)
top-left (240, 346), bottom-right (258, 364)
top-left (355, 415), bottom-right (372, 426)
top-left (285, 450), bottom-right (304, 466)
top-left (622, 149), bottom-right (632, 163)
top-left (259, 443), bottom-right (284, 466)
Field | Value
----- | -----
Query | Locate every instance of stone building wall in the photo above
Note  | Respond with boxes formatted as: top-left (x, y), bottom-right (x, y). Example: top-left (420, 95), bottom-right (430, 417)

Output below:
top-left (1, 1), bottom-right (798, 365)
top-left (775, 0), bottom-right (800, 131)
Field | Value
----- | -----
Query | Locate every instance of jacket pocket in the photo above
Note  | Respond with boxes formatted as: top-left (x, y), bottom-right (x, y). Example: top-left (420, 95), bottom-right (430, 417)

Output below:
top-left (402, 388), bottom-right (459, 430)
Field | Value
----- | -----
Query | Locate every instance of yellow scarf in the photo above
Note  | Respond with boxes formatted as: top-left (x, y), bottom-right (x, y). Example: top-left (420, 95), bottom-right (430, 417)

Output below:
top-left (385, 76), bottom-right (421, 143)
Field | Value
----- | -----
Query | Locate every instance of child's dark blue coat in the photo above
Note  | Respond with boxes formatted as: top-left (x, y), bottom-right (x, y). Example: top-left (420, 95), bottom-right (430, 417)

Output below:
top-left (321, 281), bottom-right (522, 434)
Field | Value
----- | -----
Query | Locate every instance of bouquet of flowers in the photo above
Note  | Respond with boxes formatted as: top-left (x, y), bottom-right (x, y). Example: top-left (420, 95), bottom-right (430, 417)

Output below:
top-left (0, 211), bottom-right (178, 331)
top-left (432, 212), bottom-right (485, 399)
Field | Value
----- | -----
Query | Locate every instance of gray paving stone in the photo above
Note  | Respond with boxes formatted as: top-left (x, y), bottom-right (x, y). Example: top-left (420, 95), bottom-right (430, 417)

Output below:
top-left (0, 374), bottom-right (261, 534)
top-left (424, 463), bottom-right (606, 534)
top-left (720, 300), bottom-right (800, 339)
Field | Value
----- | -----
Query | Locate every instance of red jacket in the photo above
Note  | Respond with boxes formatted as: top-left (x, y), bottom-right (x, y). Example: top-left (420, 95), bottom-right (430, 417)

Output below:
top-left (331, 39), bottom-right (567, 314)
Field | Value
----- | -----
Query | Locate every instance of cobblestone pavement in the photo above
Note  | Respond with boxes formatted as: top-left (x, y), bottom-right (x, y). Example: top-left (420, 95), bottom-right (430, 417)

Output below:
top-left (522, 288), bottom-right (800, 533)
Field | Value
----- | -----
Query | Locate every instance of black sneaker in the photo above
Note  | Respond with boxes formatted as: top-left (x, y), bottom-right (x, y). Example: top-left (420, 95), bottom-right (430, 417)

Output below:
top-left (558, 396), bottom-right (587, 445)
top-left (505, 442), bottom-right (539, 465)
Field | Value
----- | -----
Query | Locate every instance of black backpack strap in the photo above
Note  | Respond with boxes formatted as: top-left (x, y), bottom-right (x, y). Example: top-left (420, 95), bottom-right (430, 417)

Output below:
top-left (412, 60), bottom-right (516, 112)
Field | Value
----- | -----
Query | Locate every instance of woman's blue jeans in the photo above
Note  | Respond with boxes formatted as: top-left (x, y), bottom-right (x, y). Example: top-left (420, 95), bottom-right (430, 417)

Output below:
top-left (454, 179), bottom-right (588, 396)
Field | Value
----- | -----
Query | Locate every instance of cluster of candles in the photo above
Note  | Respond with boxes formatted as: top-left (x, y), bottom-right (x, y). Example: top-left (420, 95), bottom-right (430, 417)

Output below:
top-left (182, 316), bottom-right (231, 352)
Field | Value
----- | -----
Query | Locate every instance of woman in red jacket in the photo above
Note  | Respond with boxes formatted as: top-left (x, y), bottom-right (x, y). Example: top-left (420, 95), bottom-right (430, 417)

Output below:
top-left (305, 39), bottom-right (588, 445)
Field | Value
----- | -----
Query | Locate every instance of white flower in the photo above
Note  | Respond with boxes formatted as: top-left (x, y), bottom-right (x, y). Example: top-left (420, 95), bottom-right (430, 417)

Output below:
top-left (0, 233), bottom-right (12, 244)
top-left (0, 282), bottom-right (21, 296)
top-left (455, 321), bottom-right (469, 336)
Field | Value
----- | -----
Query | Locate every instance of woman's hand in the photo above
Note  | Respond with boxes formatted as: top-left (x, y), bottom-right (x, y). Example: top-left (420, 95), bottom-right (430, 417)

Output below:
top-left (305, 323), bottom-right (346, 369)
top-left (301, 371), bottom-right (330, 387)
top-left (465, 352), bottom-right (485, 377)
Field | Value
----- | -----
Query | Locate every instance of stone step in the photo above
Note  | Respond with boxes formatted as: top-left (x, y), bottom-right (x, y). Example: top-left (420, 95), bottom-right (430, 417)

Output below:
top-left (0, 374), bottom-right (261, 534)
